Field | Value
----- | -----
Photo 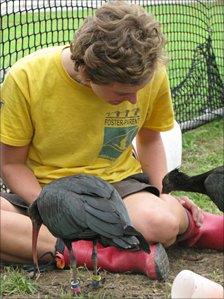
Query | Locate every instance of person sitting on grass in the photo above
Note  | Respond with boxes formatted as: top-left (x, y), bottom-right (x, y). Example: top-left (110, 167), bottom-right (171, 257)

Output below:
top-left (0, 0), bottom-right (223, 280)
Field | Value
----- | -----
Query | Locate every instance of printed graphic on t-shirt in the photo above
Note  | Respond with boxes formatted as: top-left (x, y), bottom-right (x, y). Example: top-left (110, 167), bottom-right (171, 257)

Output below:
top-left (99, 108), bottom-right (140, 160)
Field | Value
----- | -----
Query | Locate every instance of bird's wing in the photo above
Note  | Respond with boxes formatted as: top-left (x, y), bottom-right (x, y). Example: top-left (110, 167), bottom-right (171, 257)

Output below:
top-left (37, 189), bottom-right (93, 239)
top-left (47, 174), bottom-right (114, 199)
top-left (84, 193), bottom-right (149, 251)
top-left (205, 172), bottom-right (224, 212)
top-left (72, 174), bottom-right (114, 198)
top-left (53, 174), bottom-right (134, 232)
top-left (82, 192), bottom-right (117, 213)
top-left (84, 195), bottom-right (121, 223)
top-left (43, 174), bottom-right (129, 221)
top-left (38, 174), bottom-right (149, 250)
top-left (109, 189), bottom-right (133, 225)
top-left (80, 176), bottom-right (149, 249)
top-left (108, 188), bottom-right (151, 251)
top-left (109, 189), bottom-right (144, 236)
top-left (85, 204), bottom-right (125, 238)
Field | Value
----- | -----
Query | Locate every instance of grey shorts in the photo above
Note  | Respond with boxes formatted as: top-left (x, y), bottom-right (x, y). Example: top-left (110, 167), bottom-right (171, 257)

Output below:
top-left (1, 173), bottom-right (159, 212)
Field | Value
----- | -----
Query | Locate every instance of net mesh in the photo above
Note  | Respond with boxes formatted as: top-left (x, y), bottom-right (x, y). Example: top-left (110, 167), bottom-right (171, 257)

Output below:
top-left (1, 0), bottom-right (223, 130)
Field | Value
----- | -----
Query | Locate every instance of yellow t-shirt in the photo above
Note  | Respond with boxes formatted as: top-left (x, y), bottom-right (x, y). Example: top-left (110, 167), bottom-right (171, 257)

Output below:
top-left (0, 46), bottom-right (174, 185)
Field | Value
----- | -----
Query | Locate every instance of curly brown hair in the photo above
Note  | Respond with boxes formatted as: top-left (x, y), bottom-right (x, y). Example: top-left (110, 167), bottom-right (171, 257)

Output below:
top-left (70, 0), bottom-right (167, 85)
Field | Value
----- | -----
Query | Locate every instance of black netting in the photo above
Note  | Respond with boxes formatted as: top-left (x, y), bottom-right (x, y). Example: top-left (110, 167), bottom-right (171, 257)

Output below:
top-left (1, 0), bottom-right (223, 131)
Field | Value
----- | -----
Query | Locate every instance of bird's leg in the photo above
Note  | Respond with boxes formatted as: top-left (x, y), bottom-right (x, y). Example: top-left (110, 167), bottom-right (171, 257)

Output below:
top-left (67, 242), bottom-right (81, 296)
top-left (91, 239), bottom-right (102, 288)
top-left (31, 220), bottom-right (41, 280)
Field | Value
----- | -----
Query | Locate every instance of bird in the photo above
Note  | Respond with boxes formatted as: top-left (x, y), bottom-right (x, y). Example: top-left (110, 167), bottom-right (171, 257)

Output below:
top-left (28, 174), bottom-right (149, 295)
top-left (162, 166), bottom-right (224, 212)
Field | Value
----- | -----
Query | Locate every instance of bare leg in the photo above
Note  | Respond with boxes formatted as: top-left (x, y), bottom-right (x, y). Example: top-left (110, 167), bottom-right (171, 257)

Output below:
top-left (0, 209), bottom-right (56, 263)
top-left (0, 192), bottom-right (188, 263)
top-left (160, 193), bottom-right (189, 234)
top-left (123, 192), bottom-right (188, 247)
top-left (1, 196), bottom-right (26, 214)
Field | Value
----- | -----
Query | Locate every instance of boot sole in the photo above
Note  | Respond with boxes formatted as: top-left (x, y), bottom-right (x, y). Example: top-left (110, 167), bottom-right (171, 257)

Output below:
top-left (154, 243), bottom-right (169, 281)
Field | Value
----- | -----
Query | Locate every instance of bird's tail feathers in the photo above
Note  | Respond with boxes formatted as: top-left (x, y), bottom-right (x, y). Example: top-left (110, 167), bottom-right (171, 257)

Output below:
top-left (112, 236), bottom-right (139, 250)
top-left (124, 224), bottom-right (137, 235)
top-left (124, 225), bottom-right (149, 252)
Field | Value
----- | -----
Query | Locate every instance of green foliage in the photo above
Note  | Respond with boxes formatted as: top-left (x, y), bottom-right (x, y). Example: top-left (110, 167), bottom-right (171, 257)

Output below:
top-left (173, 118), bottom-right (223, 213)
top-left (182, 118), bottom-right (223, 173)
top-left (0, 267), bottom-right (38, 296)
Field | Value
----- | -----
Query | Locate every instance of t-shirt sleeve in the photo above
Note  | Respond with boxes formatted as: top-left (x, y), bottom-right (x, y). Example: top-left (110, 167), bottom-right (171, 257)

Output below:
top-left (142, 69), bottom-right (175, 132)
top-left (0, 71), bottom-right (33, 146)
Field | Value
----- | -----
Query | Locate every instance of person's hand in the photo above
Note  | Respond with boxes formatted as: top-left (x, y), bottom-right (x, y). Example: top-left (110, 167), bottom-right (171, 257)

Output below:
top-left (176, 195), bottom-right (204, 227)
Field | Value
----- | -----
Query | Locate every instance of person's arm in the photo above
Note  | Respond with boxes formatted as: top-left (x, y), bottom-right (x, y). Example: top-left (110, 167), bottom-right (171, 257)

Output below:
top-left (136, 127), bottom-right (167, 193)
top-left (1, 143), bottom-right (42, 204)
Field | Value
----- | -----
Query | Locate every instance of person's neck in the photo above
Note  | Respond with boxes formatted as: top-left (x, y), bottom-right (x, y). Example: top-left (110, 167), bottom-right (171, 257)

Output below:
top-left (61, 47), bottom-right (90, 87)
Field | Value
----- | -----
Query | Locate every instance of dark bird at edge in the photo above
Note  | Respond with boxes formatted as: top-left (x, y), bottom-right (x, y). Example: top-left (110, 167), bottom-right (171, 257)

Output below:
top-left (28, 174), bottom-right (149, 295)
top-left (162, 166), bottom-right (224, 212)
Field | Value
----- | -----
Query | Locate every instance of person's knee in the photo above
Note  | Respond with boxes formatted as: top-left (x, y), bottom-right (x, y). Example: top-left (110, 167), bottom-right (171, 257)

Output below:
top-left (144, 210), bottom-right (179, 245)
top-left (123, 191), bottom-right (180, 246)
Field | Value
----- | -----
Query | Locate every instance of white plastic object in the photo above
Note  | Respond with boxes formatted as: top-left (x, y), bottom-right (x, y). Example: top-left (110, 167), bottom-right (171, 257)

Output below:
top-left (160, 120), bottom-right (182, 171)
top-left (171, 270), bottom-right (224, 299)
top-left (132, 120), bottom-right (182, 172)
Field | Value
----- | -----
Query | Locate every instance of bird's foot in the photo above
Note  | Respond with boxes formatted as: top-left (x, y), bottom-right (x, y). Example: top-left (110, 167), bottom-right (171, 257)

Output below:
top-left (71, 280), bottom-right (81, 296)
top-left (91, 274), bottom-right (103, 289)
top-left (28, 268), bottom-right (41, 280)
top-left (34, 271), bottom-right (41, 281)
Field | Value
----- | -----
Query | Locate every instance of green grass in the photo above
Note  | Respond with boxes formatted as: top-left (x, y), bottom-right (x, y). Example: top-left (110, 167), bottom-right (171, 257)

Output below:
top-left (0, 267), bottom-right (38, 296)
top-left (173, 118), bottom-right (223, 213)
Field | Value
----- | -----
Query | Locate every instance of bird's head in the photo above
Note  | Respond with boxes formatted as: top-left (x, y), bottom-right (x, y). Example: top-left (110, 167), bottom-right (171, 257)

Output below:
top-left (162, 168), bottom-right (187, 193)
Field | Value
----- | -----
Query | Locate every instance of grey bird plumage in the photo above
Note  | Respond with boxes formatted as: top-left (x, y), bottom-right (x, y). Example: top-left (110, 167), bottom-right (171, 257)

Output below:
top-left (28, 174), bottom-right (149, 293)
top-left (29, 174), bottom-right (149, 250)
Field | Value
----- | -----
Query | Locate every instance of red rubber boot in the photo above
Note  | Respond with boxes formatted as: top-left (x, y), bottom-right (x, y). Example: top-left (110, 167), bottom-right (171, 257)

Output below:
top-left (55, 240), bottom-right (169, 281)
top-left (179, 208), bottom-right (224, 250)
